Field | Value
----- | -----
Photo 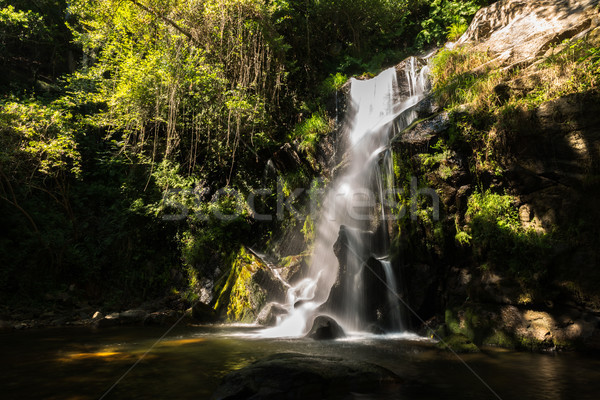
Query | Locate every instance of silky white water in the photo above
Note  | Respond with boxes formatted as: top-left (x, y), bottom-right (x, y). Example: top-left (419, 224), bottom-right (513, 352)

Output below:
top-left (261, 59), bottom-right (429, 337)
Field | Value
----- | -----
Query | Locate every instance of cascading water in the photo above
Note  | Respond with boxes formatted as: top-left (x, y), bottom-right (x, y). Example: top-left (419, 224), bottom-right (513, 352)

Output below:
top-left (262, 58), bottom-right (429, 337)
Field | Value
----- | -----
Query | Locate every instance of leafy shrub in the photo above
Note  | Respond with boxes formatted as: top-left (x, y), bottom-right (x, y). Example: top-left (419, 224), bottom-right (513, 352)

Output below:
top-left (446, 21), bottom-right (468, 41)
top-left (466, 190), bottom-right (552, 278)
top-left (416, 0), bottom-right (489, 47)
top-left (320, 72), bottom-right (348, 96)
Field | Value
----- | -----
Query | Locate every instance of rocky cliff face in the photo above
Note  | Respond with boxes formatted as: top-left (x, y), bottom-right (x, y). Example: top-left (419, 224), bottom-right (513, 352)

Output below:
top-left (456, 0), bottom-right (599, 67)
top-left (393, 0), bottom-right (600, 350)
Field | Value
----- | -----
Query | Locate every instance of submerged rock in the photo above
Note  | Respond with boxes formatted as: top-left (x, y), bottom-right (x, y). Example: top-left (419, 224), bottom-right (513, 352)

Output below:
top-left (305, 315), bottom-right (346, 340)
top-left (211, 352), bottom-right (401, 400)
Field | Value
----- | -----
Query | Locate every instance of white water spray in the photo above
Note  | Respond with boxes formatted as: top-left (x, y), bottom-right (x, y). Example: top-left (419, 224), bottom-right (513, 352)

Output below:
top-left (261, 58), bottom-right (429, 337)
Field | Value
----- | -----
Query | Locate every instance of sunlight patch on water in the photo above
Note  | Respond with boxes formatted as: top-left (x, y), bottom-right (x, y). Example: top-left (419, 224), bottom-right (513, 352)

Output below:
top-left (158, 338), bottom-right (206, 346)
top-left (58, 349), bottom-right (141, 363)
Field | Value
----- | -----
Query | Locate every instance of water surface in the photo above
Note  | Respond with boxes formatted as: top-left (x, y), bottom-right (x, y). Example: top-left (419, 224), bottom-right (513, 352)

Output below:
top-left (1, 325), bottom-right (599, 399)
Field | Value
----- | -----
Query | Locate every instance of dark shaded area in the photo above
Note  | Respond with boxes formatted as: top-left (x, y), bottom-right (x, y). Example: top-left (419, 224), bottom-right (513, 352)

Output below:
top-left (211, 352), bottom-right (401, 400)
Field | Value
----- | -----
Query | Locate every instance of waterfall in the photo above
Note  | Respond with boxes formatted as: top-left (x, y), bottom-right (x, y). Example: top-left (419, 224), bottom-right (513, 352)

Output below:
top-left (262, 58), bottom-right (429, 337)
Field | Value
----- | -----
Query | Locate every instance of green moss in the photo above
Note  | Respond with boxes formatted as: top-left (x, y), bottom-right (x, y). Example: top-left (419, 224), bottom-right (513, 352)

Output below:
top-left (483, 330), bottom-right (516, 349)
top-left (214, 246), bottom-right (268, 323)
top-left (517, 336), bottom-right (547, 351)
top-left (438, 334), bottom-right (480, 353)
top-left (445, 308), bottom-right (461, 335)
top-left (226, 266), bottom-right (255, 322)
top-left (466, 189), bottom-right (553, 280)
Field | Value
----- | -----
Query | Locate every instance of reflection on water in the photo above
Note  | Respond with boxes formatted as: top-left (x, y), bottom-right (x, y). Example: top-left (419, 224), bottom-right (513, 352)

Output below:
top-left (1, 325), bottom-right (599, 399)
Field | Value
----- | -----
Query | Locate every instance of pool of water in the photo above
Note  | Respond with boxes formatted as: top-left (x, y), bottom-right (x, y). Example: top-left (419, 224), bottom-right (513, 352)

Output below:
top-left (1, 325), bottom-right (599, 399)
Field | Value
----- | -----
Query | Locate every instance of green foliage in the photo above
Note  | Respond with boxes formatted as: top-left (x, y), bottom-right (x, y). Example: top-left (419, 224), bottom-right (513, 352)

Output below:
top-left (293, 111), bottom-right (331, 151)
top-left (0, 4), bottom-right (48, 38)
top-left (455, 230), bottom-right (472, 246)
top-left (467, 190), bottom-right (520, 232)
top-left (320, 72), bottom-right (348, 95)
top-left (0, 99), bottom-right (81, 178)
top-left (431, 47), bottom-right (502, 109)
top-left (465, 190), bottom-right (552, 278)
top-left (301, 215), bottom-right (315, 244)
top-left (0, 0), bottom-right (73, 90)
top-left (290, 110), bottom-right (332, 170)
top-left (446, 21), bottom-right (468, 42)
top-left (0, 0), bottom-right (499, 308)
top-left (416, 0), bottom-right (488, 47)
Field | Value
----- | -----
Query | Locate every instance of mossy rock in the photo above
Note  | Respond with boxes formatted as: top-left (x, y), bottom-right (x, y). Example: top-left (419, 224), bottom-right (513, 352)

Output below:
top-left (214, 246), bottom-right (287, 323)
top-left (483, 330), bottom-right (517, 349)
top-left (438, 334), bottom-right (480, 353)
top-left (444, 304), bottom-right (501, 346)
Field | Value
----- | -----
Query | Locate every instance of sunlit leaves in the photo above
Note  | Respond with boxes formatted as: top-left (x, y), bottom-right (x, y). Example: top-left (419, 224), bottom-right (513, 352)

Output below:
top-left (0, 100), bottom-right (81, 178)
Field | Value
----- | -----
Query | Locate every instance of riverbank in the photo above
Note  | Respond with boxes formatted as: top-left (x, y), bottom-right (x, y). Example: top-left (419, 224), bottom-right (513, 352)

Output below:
top-left (0, 293), bottom-right (200, 332)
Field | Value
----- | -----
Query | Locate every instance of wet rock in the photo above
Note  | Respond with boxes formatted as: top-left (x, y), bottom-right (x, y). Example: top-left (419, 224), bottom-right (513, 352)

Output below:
top-left (120, 309), bottom-right (148, 324)
top-left (191, 302), bottom-right (218, 323)
top-left (271, 143), bottom-right (303, 173)
top-left (94, 313), bottom-right (120, 328)
top-left (396, 112), bottom-right (450, 153)
top-left (415, 95), bottom-right (440, 119)
top-left (403, 263), bottom-right (439, 320)
top-left (214, 246), bottom-right (287, 323)
top-left (305, 316), bottom-right (345, 340)
top-left (324, 226), bottom-right (395, 328)
top-left (211, 353), bottom-right (401, 400)
top-left (438, 334), bottom-right (480, 353)
top-left (144, 310), bottom-right (183, 326)
top-left (277, 254), bottom-right (309, 285)
top-left (293, 299), bottom-right (310, 309)
top-left (367, 323), bottom-right (387, 335)
top-left (51, 316), bottom-right (70, 326)
top-left (256, 303), bottom-right (287, 327)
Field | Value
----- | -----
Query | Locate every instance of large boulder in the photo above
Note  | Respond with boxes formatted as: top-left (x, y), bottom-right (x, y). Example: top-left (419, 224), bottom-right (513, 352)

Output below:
top-left (455, 0), bottom-right (600, 68)
top-left (211, 353), bottom-right (402, 400)
top-left (322, 226), bottom-right (401, 330)
top-left (255, 302), bottom-right (287, 327)
top-left (305, 315), bottom-right (346, 340)
top-left (214, 246), bottom-right (288, 323)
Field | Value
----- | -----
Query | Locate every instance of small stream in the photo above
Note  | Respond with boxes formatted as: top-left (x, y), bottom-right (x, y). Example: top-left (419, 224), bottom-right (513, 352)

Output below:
top-left (2, 326), bottom-right (599, 399)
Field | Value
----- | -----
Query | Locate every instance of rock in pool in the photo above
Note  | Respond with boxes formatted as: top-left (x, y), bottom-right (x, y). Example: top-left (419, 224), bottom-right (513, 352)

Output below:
top-left (211, 352), bottom-right (402, 400)
top-left (305, 315), bottom-right (346, 340)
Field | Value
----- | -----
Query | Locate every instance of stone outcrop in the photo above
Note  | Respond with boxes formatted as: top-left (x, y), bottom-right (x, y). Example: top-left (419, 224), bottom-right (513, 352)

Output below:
top-left (305, 315), bottom-right (346, 340)
top-left (255, 302), bottom-right (287, 326)
top-left (211, 353), bottom-right (401, 400)
top-left (392, 0), bottom-right (600, 351)
top-left (455, 0), bottom-right (600, 68)
top-left (213, 246), bottom-right (288, 323)
top-left (321, 225), bottom-right (400, 330)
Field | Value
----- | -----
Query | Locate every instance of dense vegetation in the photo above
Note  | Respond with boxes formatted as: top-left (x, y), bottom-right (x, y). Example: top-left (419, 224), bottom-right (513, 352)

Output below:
top-left (0, 0), bottom-right (491, 309)
top-left (399, 27), bottom-right (600, 313)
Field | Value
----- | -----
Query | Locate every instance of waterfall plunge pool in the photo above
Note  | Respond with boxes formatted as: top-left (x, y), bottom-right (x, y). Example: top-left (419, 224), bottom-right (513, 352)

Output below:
top-left (2, 325), bottom-right (599, 399)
